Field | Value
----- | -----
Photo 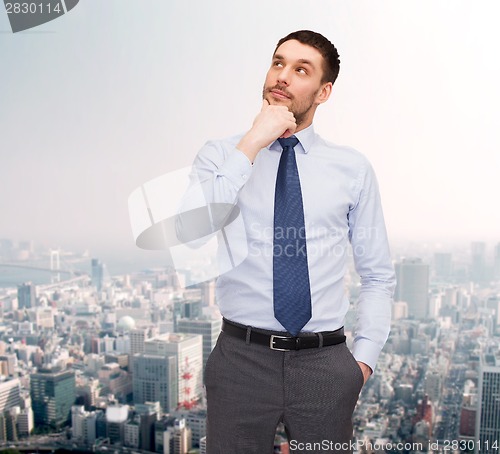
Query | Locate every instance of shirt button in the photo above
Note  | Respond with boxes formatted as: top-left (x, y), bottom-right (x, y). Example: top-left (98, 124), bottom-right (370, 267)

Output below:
top-left (242, 174), bottom-right (248, 180)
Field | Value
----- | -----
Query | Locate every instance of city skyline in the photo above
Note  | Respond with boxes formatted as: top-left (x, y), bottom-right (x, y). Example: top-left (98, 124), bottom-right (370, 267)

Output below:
top-left (1, 227), bottom-right (499, 451)
top-left (1, 1), bottom-right (500, 260)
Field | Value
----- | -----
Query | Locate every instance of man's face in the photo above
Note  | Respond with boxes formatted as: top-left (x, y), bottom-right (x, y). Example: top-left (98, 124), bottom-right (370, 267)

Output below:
top-left (262, 39), bottom-right (327, 127)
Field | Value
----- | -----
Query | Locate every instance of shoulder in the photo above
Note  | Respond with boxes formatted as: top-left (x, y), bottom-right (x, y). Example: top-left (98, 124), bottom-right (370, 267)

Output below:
top-left (314, 134), bottom-right (372, 170)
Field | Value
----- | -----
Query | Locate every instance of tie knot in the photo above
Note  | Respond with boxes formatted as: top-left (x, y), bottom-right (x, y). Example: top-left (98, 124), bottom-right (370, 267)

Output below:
top-left (278, 136), bottom-right (299, 150)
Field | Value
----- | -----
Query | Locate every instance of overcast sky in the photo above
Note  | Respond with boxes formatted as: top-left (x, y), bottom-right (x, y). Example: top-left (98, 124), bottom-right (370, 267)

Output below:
top-left (1, 0), bottom-right (499, 269)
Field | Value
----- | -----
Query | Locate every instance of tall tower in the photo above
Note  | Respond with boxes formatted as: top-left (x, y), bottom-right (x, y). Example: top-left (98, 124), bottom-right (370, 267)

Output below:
top-left (470, 241), bottom-right (487, 283)
top-left (17, 282), bottom-right (36, 309)
top-left (476, 354), bottom-right (500, 453)
top-left (394, 258), bottom-right (429, 320)
top-left (91, 258), bottom-right (104, 291)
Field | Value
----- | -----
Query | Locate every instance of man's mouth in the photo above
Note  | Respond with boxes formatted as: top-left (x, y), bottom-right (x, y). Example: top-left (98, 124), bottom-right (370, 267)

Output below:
top-left (269, 88), bottom-right (291, 100)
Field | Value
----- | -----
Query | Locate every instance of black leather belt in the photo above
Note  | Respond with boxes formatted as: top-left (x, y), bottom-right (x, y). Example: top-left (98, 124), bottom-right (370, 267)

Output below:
top-left (222, 318), bottom-right (346, 351)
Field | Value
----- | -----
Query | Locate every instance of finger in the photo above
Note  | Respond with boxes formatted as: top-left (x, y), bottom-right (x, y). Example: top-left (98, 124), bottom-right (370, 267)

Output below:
top-left (261, 98), bottom-right (270, 111)
top-left (281, 121), bottom-right (297, 138)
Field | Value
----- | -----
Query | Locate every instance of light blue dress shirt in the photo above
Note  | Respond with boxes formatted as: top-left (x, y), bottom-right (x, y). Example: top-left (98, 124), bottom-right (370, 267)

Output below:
top-left (190, 124), bottom-right (396, 371)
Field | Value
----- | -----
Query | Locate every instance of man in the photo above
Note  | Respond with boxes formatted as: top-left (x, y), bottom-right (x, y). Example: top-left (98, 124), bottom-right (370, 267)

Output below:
top-left (191, 30), bottom-right (396, 453)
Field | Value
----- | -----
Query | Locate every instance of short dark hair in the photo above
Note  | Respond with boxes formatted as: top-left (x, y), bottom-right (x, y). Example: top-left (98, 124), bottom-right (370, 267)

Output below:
top-left (274, 30), bottom-right (340, 85)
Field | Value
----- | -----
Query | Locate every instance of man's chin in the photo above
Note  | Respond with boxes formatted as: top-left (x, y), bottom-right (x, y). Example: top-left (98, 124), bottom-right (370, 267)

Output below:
top-left (266, 95), bottom-right (290, 106)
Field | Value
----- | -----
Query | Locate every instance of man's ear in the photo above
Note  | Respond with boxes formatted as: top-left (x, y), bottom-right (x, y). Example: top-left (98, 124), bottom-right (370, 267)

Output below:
top-left (316, 82), bottom-right (333, 105)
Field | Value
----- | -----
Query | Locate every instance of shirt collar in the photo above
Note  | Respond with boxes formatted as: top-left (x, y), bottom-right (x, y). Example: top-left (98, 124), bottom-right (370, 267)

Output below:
top-left (268, 123), bottom-right (316, 154)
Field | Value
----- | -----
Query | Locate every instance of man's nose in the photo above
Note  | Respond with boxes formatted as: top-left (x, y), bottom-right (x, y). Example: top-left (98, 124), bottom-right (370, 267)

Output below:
top-left (277, 68), bottom-right (291, 85)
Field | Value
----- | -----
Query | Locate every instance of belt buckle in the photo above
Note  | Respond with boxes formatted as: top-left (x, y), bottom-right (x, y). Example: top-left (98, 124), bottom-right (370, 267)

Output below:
top-left (270, 334), bottom-right (291, 351)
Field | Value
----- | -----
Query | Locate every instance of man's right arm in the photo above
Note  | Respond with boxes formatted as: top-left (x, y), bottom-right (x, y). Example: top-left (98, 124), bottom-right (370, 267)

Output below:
top-left (175, 100), bottom-right (296, 242)
top-left (195, 98), bottom-right (296, 208)
top-left (236, 99), bottom-right (297, 163)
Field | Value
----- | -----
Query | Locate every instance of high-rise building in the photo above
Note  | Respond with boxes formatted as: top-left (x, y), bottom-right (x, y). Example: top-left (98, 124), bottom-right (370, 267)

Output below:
top-left (76, 377), bottom-right (100, 409)
top-left (106, 405), bottom-right (129, 444)
top-left (30, 368), bottom-right (75, 429)
top-left (16, 407), bottom-right (34, 436)
top-left (412, 395), bottom-right (433, 436)
top-left (0, 414), bottom-right (6, 442)
top-left (136, 401), bottom-right (160, 451)
top-left (95, 410), bottom-right (107, 439)
top-left (460, 406), bottom-right (476, 439)
top-left (97, 363), bottom-right (132, 399)
top-left (494, 243), bottom-right (500, 280)
top-left (475, 354), bottom-right (500, 453)
top-left (175, 317), bottom-right (221, 369)
top-left (0, 378), bottom-right (21, 414)
top-left (133, 333), bottom-right (203, 413)
top-left (165, 418), bottom-right (192, 454)
top-left (72, 405), bottom-right (86, 441)
top-left (72, 405), bottom-right (98, 446)
top-left (17, 282), bottom-right (36, 309)
top-left (130, 327), bottom-right (158, 357)
top-left (124, 415), bottom-right (140, 449)
top-left (173, 408), bottom-right (207, 447)
top-left (486, 296), bottom-right (500, 334)
top-left (173, 298), bottom-right (202, 330)
top-left (470, 241), bottom-right (487, 283)
top-left (199, 436), bottom-right (207, 454)
top-left (146, 333), bottom-right (203, 410)
top-left (5, 407), bottom-right (18, 441)
top-left (133, 353), bottom-right (178, 413)
top-left (424, 370), bottom-right (442, 404)
top-left (0, 353), bottom-right (17, 377)
top-left (129, 326), bottom-right (158, 370)
top-left (395, 258), bottom-right (429, 319)
top-left (155, 416), bottom-right (176, 453)
top-left (200, 280), bottom-right (216, 306)
top-left (433, 252), bottom-right (453, 281)
top-left (91, 258), bottom-right (105, 291)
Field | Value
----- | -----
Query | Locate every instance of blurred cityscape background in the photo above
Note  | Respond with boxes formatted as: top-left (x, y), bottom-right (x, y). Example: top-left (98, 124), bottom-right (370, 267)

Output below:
top-left (0, 237), bottom-right (499, 453)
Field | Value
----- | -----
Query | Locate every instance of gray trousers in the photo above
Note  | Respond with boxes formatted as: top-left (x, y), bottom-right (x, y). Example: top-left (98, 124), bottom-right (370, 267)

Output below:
top-left (204, 323), bottom-right (364, 454)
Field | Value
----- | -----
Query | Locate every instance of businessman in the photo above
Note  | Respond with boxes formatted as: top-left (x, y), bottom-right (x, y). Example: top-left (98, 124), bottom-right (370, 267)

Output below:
top-left (190, 30), bottom-right (396, 453)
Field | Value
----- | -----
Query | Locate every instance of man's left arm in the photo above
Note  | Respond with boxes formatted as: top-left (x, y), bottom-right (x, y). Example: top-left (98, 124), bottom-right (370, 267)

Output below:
top-left (347, 159), bottom-right (396, 383)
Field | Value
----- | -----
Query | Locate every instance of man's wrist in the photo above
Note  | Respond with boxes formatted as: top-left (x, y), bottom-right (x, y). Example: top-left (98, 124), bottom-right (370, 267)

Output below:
top-left (236, 133), bottom-right (265, 163)
top-left (357, 361), bottom-right (372, 385)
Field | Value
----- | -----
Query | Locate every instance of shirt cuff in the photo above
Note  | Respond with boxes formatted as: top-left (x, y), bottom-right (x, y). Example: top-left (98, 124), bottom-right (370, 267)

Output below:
top-left (215, 149), bottom-right (253, 189)
top-left (351, 337), bottom-right (383, 373)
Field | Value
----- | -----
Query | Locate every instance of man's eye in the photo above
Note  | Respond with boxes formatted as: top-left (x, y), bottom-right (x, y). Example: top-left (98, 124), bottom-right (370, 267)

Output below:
top-left (273, 61), bottom-right (283, 67)
top-left (297, 68), bottom-right (306, 74)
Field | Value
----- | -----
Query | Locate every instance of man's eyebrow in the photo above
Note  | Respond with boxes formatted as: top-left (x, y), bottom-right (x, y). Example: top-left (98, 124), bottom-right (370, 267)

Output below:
top-left (273, 54), bottom-right (315, 68)
top-left (297, 58), bottom-right (315, 68)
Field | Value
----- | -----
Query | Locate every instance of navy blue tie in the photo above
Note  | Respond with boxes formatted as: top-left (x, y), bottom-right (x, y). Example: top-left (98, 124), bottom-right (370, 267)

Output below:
top-left (273, 137), bottom-right (312, 336)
